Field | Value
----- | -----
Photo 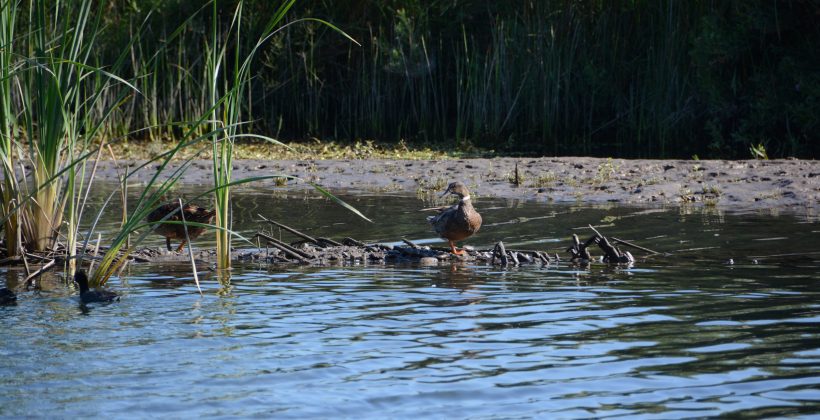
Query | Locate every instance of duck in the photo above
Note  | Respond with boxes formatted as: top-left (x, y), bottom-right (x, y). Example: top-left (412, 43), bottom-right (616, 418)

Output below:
top-left (75, 270), bottom-right (119, 303)
top-left (0, 287), bottom-right (16, 305)
top-left (146, 202), bottom-right (216, 252)
top-left (427, 181), bottom-right (482, 255)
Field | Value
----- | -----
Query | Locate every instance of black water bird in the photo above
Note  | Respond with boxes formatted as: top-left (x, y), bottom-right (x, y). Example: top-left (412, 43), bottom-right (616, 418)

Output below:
top-left (75, 271), bottom-right (119, 304)
top-left (0, 287), bottom-right (16, 305)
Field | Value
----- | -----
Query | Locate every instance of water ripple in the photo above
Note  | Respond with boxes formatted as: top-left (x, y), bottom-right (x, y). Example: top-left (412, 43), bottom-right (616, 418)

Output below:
top-left (2, 200), bottom-right (820, 418)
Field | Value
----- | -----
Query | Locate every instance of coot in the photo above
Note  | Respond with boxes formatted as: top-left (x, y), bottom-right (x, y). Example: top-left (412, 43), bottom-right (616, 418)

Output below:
top-left (75, 271), bottom-right (119, 303)
top-left (0, 287), bottom-right (16, 305)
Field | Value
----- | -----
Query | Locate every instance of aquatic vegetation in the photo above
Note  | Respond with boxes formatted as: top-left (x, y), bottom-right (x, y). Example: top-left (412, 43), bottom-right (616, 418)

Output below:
top-left (750, 143), bottom-right (769, 160)
top-left (202, 0), bottom-right (360, 269)
top-left (0, 0), bottom-right (136, 272)
top-left (531, 171), bottom-right (558, 188)
top-left (0, 0), bottom-right (370, 285)
top-left (593, 158), bottom-right (620, 184)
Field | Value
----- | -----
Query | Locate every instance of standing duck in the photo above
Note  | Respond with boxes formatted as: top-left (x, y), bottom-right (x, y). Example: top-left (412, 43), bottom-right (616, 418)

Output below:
top-left (427, 181), bottom-right (482, 255)
top-left (146, 202), bottom-right (216, 252)
top-left (75, 270), bottom-right (119, 304)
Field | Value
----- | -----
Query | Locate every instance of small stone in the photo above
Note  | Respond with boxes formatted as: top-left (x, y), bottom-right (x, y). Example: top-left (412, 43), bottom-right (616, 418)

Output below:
top-left (419, 257), bottom-right (439, 265)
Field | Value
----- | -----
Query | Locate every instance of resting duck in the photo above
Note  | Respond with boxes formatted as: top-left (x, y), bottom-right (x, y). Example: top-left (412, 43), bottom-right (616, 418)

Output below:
top-left (427, 181), bottom-right (482, 255)
top-left (75, 270), bottom-right (119, 304)
top-left (146, 202), bottom-right (216, 252)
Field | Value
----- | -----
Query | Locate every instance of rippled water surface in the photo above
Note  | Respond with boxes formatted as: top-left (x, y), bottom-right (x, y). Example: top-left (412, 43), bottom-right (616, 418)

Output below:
top-left (2, 188), bottom-right (819, 418)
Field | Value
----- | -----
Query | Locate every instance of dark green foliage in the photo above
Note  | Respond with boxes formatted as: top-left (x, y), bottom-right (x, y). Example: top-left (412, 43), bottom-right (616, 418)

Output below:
top-left (95, 1), bottom-right (820, 158)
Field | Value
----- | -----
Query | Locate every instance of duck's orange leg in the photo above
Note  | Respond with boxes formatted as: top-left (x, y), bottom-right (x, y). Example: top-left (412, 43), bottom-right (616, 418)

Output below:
top-left (175, 240), bottom-right (188, 253)
top-left (449, 240), bottom-right (466, 256)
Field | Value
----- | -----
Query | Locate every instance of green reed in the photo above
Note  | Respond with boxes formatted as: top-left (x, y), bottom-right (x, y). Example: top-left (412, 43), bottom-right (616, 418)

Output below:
top-left (204, 0), bottom-right (362, 270)
top-left (0, 0), bottom-right (19, 256)
top-left (0, 0), bottom-right (132, 270)
top-left (47, 1), bottom-right (815, 159)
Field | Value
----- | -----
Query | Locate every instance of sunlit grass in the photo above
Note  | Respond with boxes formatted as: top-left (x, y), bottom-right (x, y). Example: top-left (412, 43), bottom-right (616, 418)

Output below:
top-left (107, 138), bottom-right (475, 161)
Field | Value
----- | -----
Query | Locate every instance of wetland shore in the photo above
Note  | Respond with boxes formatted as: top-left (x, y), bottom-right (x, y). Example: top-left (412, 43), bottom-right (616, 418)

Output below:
top-left (95, 157), bottom-right (818, 213)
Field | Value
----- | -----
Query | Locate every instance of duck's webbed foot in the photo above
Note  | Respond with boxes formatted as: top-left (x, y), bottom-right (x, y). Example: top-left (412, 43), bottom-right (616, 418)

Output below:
top-left (449, 241), bottom-right (466, 256)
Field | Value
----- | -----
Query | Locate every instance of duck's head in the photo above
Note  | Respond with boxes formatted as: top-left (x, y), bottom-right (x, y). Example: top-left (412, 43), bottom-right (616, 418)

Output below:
top-left (441, 182), bottom-right (471, 200)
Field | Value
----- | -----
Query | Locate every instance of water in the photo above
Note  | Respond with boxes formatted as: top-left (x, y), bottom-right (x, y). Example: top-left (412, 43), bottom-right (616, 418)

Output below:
top-left (2, 188), bottom-right (819, 418)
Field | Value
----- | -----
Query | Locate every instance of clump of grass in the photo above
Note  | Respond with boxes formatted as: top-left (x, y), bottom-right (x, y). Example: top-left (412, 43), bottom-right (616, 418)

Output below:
top-left (642, 177), bottom-right (661, 186)
top-left (755, 189), bottom-right (782, 201)
top-left (678, 186), bottom-right (695, 202)
top-left (416, 176), bottom-right (448, 197)
top-left (531, 171), bottom-right (557, 188)
top-left (750, 143), bottom-right (769, 160)
top-left (107, 138), bottom-right (464, 161)
top-left (702, 184), bottom-right (722, 196)
top-left (0, 0), bottom-right (20, 257)
top-left (0, 0), bottom-right (137, 274)
top-left (593, 158), bottom-right (620, 184)
top-left (506, 171), bottom-right (526, 186)
top-left (563, 177), bottom-right (579, 188)
top-left (372, 182), bottom-right (404, 193)
top-left (419, 177), bottom-right (448, 191)
top-left (600, 215), bottom-right (618, 223)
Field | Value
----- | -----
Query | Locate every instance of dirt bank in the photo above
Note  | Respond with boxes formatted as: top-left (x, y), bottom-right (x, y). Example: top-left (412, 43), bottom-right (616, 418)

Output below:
top-left (94, 157), bottom-right (819, 212)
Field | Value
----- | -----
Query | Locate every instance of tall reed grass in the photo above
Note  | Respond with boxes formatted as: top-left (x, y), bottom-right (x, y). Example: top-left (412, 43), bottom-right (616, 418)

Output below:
top-left (89, 0), bottom-right (817, 158)
top-left (0, 0), bottom-right (368, 284)
top-left (91, 0), bottom-right (365, 279)
top-left (0, 0), bottom-right (19, 257)
top-left (0, 0), bottom-right (135, 268)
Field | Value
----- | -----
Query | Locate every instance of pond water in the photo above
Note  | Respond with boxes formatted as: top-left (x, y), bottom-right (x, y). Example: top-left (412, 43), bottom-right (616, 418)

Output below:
top-left (1, 187), bottom-right (819, 418)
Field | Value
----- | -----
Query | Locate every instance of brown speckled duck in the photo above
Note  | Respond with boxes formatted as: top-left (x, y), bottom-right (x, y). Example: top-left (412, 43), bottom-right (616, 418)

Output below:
top-left (146, 202), bottom-right (216, 252)
top-left (427, 182), bottom-right (482, 255)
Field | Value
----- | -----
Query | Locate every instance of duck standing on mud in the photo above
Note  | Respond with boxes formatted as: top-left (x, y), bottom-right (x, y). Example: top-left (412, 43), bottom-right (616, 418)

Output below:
top-left (427, 181), bottom-right (482, 255)
top-left (146, 202), bottom-right (216, 252)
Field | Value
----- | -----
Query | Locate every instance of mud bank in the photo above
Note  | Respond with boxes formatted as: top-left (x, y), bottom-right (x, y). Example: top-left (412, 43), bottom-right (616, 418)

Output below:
top-left (94, 157), bottom-right (819, 212)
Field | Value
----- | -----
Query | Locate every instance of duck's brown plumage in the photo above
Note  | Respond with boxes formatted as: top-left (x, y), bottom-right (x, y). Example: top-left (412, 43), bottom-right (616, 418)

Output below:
top-left (427, 182), bottom-right (482, 255)
top-left (147, 202), bottom-right (216, 252)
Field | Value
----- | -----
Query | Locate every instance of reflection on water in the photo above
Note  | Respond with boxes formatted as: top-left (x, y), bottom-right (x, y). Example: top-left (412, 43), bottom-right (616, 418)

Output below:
top-left (1, 188), bottom-right (819, 418)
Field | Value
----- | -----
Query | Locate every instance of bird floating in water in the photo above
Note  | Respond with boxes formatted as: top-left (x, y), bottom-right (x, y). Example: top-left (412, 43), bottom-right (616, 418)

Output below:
top-left (75, 270), bottom-right (119, 304)
top-left (146, 202), bottom-right (216, 252)
top-left (0, 287), bottom-right (17, 305)
top-left (427, 181), bottom-right (482, 255)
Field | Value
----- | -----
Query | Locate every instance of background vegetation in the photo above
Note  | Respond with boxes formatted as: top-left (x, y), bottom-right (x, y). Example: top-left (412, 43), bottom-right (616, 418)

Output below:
top-left (29, 1), bottom-right (820, 158)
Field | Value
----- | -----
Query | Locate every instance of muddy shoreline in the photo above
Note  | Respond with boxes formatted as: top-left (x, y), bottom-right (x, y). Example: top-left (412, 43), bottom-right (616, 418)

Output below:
top-left (93, 157), bottom-right (819, 212)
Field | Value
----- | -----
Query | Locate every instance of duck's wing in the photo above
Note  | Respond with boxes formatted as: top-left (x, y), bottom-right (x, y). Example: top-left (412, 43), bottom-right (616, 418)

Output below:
top-left (428, 207), bottom-right (462, 236)
top-left (188, 208), bottom-right (217, 223)
top-left (424, 204), bottom-right (458, 223)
